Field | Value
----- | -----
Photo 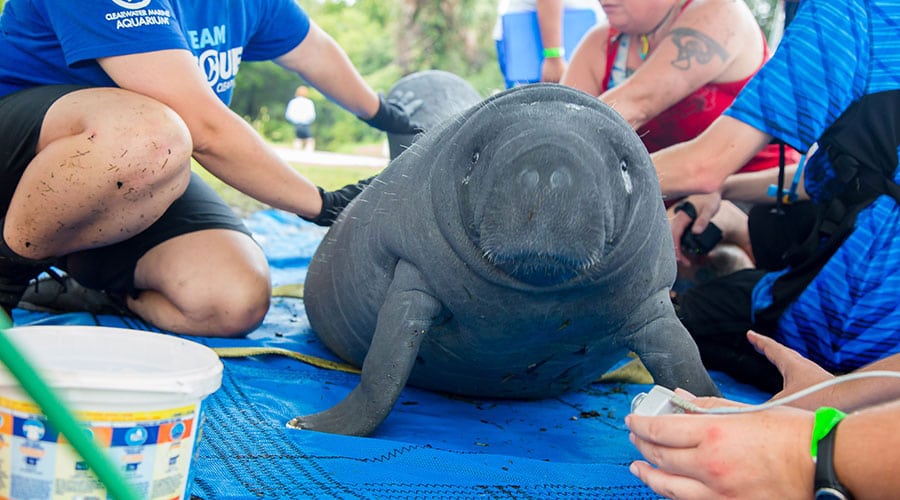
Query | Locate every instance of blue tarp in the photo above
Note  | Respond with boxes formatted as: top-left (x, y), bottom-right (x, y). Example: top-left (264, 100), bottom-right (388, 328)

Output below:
top-left (11, 209), bottom-right (770, 499)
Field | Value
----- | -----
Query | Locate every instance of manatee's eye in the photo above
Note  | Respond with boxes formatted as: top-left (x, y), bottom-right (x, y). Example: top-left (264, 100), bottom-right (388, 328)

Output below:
top-left (471, 150), bottom-right (480, 164)
top-left (619, 158), bottom-right (633, 194)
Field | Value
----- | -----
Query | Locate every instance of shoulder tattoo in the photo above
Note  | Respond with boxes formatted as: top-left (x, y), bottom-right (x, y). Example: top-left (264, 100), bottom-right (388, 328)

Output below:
top-left (667, 27), bottom-right (729, 70)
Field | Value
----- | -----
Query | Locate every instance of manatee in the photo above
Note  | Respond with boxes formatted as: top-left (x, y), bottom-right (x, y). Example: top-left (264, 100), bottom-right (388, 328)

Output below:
top-left (386, 69), bottom-right (483, 159)
top-left (289, 83), bottom-right (720, 437)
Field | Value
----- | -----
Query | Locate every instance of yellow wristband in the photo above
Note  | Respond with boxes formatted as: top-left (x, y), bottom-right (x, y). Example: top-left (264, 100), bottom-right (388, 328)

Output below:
top-left (543, 46), bottom-right (565, 59)
top-left (811, 407), bottom-right (846, 459)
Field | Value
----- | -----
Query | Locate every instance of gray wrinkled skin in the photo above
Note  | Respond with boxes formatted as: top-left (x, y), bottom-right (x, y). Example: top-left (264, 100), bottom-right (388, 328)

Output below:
top-left (386, 70), bottom-right (483, 159)
top-left (289, 84), bottom-right (720, 437)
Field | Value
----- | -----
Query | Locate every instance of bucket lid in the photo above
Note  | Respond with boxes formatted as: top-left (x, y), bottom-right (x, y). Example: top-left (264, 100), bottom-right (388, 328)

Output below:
top-left (0, 326), bottom-right (223, 400)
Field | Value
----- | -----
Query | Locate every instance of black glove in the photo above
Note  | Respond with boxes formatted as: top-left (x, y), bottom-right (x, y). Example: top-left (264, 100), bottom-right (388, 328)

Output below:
top-left (300, 176), bottom-right (376, 227)
top-left (362, 92), bottom-right (425, 135)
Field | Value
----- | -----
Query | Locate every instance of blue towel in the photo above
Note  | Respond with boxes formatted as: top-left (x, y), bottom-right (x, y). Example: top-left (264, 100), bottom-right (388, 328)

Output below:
top-left (12, 209), bottom-right (770, 499)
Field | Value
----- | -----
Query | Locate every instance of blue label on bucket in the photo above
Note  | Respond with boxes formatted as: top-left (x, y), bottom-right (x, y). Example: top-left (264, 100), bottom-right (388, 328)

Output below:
top-left (0, 401), bottom-right (202, 500)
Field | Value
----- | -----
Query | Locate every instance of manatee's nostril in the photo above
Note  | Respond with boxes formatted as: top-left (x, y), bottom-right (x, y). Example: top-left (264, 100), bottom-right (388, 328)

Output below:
top-left (549, 169), bottom-right (572, 189)
top-left (520, 169), bottom-right (540, 188)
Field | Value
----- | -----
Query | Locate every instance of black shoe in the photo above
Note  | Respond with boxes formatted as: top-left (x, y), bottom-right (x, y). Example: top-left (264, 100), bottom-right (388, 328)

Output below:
top-left (18, 274), bottom-right (134, 317)
top-left (0, 268), bottom-right (47, 318)
top-left (0, 275), bottom-right (30, 317)
top-left (0, 254), bottom-right (51, 318)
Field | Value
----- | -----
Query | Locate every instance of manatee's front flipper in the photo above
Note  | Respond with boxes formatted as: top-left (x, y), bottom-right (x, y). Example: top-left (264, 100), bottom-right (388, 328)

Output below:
top-left (287, 260), bottom-right (441, 436)
top-left (623, 289), bottom-right (721, 397)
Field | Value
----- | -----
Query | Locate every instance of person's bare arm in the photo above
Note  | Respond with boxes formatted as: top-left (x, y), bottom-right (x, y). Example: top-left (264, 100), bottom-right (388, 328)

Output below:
top-left (835, 401), bottom-right (900, 497)
top-left (652, 115), bottom-right (771, 199)
top-left (720, 164), bottom-right (807, 203)
top-left (98, 49), bottom-right (323, 218)
top-left (536, 0), bottom-right (567, 83)
top-left (599, 0), bottom-right (762, 129)
top-left (561, 25), bottom-right (610, 96)
top-left (275, 21), bottom-right (380, 120)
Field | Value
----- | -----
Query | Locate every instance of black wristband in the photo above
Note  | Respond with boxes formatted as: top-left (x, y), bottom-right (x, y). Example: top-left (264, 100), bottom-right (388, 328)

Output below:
top-left (814, 423), bottom-right (852, 499)
top-left (673, 201), bottom-right (698, 221)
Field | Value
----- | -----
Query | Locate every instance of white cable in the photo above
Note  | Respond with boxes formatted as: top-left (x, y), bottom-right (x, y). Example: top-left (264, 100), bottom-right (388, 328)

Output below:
top-left (670, 370), bottom-right (900, 414)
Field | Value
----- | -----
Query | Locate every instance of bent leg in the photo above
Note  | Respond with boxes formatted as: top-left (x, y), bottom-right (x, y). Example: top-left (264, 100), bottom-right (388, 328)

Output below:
top-left (5, 86), bottom-right (192, 260)
top-left (129, 229), bottom-right (271, 337)
top-left (61, 173), bottom-right (270, 337)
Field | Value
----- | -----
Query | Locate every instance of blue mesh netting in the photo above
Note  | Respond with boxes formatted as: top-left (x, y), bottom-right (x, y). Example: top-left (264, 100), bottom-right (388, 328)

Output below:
top-left (11, 210), bottom-right (769, 499)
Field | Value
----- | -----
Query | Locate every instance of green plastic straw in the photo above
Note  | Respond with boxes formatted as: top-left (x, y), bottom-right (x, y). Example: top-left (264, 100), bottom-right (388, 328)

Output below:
top-left (0, 312), bottom-right (141, 500)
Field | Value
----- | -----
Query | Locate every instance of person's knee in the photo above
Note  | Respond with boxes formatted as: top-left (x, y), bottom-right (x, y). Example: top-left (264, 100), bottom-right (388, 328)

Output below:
top-left (187, 276), bottom-right (270, 338)
top-left (79, 89), bottom-right (193, 199)
top-left (119, 100), bottom-right (193, 194)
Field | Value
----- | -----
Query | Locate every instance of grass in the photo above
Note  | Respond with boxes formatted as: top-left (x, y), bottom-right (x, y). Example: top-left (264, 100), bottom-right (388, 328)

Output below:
top-left (193, 155), bottom-right (384, 216)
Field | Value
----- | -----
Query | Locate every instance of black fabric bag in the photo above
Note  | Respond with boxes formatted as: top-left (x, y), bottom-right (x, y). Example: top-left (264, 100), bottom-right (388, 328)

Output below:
top-left (748, 200), bottom-right (821, 272)
top-left (752, 90), bottom-right (900, 333)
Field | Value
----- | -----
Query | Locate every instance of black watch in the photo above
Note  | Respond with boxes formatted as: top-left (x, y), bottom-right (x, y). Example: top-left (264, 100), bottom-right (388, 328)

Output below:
top-left (814, 423), bottom-right (853, 499)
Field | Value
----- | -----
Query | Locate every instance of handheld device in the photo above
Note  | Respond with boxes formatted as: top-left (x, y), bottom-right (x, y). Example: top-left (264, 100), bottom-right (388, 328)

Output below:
top-left (630, 385), bottom-right (685, 416)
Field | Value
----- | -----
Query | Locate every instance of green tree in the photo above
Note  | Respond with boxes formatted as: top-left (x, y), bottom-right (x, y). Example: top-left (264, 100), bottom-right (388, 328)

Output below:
top-left (746, 0), bottom-right (784, 42)
top-left (231, 0), bottom-right (504, 152)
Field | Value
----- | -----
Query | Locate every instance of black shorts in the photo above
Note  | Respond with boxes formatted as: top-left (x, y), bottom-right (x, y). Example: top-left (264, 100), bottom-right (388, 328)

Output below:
top-left (293, 123), bottom-right (313, 139)
top-left (0, 85), bottom-right (91, 209)
top-left (675, 268), bottom-right (783, 393)
top-left (1, 85), bottom-right (252, 294)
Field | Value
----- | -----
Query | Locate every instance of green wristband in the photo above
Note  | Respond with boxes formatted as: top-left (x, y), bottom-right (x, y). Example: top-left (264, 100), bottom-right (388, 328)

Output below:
top-left (543, 46), bottom-right (565, 59)
top-left (811, 407), bottom-right (847, 459)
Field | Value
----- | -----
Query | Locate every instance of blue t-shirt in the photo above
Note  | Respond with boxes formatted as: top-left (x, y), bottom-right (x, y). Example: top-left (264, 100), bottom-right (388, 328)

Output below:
top-left (725, 0), bottom-right (900, 372)
top-left (0, 0), bottom-right (310, 104)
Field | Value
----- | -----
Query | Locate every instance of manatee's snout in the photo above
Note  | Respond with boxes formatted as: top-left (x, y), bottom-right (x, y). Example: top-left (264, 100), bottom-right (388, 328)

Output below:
top-left (477, 138), bottom-right (606, 287)
top-left (517, 163), bottom-right (573, 193)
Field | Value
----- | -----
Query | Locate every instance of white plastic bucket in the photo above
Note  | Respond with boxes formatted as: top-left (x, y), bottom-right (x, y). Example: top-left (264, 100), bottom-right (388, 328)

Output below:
top-left (0, 325), bottom-right (223, 500)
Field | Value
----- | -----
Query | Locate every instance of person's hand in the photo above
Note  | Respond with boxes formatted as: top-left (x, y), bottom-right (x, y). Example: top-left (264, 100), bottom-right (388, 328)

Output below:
top-left (362, 92), bottom-right (424, 135)
top-left (299, 176), bottom-right (375, 227)
top-left (747, 330), bottom-right (835, 410)
top-left (540, 57), bottom-right (567, 83)
top-left (626, 391), bottom-right (815, 499)
top-left (669, 192), bottom-right (722, 266)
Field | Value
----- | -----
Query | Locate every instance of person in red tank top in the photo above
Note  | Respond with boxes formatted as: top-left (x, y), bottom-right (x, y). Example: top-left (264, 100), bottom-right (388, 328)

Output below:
top-left (563, 0), bottom-right (797, 172)
top-left (561, 0), bottom-right (800, 280)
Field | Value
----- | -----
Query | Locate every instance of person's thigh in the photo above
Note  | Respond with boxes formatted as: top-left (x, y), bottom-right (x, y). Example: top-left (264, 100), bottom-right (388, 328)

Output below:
top-left (4, 85), bottom-right (192, 259)
top-left (0, 85), bottom-right (90, 213)
top-left (132, 227), bottom-right (270, 328)
top-left (62, 172), bottom-right (256, 294)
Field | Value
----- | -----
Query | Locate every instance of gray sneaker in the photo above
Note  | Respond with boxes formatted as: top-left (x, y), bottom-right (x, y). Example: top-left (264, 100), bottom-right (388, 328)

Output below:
top-left (18, 274), bottom-right (133, 317)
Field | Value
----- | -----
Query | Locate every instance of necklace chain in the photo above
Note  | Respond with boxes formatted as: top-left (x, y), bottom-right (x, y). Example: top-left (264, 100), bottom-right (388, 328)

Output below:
top-left (638, 0), bottom-right (687, 60)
